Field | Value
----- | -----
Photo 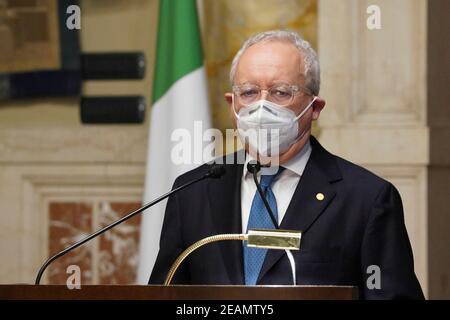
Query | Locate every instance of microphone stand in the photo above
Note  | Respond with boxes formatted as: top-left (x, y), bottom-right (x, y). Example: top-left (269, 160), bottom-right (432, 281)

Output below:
top-left (246, 161), bottom-right (297, 285)
top-left (35, 164), bottom-right (226, 284)
top-left (247, 161), bottom-right (279, 229)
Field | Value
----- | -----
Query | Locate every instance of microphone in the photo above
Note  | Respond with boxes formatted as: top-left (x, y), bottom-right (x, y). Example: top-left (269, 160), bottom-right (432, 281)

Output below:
top-left (247, 160), bottom-right (297, 285)
top-left (35, 163), bottom-right (226, 284)
top-left (247, 161), bottom-right (279, 229)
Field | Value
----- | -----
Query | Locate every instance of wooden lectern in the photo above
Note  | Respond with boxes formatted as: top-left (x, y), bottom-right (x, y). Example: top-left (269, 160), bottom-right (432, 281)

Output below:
top-left (0, 285), bottom-right (358, 300)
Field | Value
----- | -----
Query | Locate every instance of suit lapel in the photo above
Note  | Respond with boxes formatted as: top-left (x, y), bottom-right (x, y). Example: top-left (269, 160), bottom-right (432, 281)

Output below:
top-left (207, 152), bottom-right (245, 284)
top-left (257, 136), bottom-right (342, 283)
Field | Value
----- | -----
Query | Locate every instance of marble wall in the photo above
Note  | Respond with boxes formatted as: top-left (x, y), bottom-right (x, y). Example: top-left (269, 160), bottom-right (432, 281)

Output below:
top-left (318, 0), bottom-right (450, 299)
top-left (0, 127), bottom-right (147, 284)
top-left (47, 201), bottom-right (141, 285)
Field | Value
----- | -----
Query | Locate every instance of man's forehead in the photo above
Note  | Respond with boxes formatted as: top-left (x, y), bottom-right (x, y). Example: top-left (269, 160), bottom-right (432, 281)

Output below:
top-left (235, 40), bottom-right (305, 82)
top-left (241, 40), bottom-right (302, 61)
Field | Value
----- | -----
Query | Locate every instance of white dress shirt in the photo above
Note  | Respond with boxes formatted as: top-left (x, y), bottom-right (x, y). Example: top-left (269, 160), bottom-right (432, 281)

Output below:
top-left (241, 141), bottom-right (312, 233)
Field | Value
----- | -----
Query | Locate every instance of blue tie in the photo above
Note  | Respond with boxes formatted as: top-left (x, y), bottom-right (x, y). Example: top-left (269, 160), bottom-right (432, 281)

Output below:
top-left (244, 167), bottom-right (284, 285)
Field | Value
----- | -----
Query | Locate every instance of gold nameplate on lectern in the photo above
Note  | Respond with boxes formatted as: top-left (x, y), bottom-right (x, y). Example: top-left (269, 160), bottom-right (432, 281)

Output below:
top-left (246, 229), bottom-right (302, 250)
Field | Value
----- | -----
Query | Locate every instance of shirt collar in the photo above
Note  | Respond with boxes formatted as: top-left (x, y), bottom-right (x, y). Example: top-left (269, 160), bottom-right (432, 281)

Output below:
top-left (243, 140), bottom-right (312, 178)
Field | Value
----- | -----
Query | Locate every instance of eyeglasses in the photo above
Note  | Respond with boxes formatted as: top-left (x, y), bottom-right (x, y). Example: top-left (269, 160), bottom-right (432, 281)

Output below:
top-left (232, 83), bottom-right (312, 107)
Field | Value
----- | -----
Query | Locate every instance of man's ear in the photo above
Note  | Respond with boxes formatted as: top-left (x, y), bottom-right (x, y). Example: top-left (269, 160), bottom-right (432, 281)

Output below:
top-left (224, 92), bottom-right (233, 106)
top-left (312, 97), bottom-right (325, 120)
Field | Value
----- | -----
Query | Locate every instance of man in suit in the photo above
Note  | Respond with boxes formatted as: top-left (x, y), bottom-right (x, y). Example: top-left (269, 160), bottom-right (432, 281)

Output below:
top-left (149, 30), bottom-right (424, 299)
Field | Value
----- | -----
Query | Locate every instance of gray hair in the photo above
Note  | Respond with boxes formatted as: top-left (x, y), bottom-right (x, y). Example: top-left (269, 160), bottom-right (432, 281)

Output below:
top-left (229, 30), bottom-right (320, 96)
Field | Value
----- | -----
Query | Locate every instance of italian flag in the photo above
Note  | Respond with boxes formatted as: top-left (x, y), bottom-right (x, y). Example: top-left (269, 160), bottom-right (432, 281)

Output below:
top-left (137, 0), bottom-right (211, 284)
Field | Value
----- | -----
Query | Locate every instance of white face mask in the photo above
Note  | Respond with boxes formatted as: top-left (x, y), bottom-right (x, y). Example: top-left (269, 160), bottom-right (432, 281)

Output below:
top-left (233, 97), bottom-right (317, 157)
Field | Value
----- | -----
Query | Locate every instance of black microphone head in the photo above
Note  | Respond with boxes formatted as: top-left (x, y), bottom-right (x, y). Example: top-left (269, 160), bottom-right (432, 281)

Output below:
top-left (247, 160), bottom-right (261, 174)
top-left (207, 164), bottom-right (226, 179)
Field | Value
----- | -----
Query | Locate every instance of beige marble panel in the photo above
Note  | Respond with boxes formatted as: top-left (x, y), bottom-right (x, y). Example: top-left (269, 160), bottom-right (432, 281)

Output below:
top-left (318, 0), bottom-right (431, 297)
top-left (318, 0), bottom-right (426, 126)
top-left (352, 0), bottom-right (426, 125)
top-left (0, 163), bottom-right (144, 284)
top-left (0, 127), bottom-right (147, 164)
top-left (318, 0), bottom-right (356, 127)
top-left (319, 127), bottom-right (429, 165)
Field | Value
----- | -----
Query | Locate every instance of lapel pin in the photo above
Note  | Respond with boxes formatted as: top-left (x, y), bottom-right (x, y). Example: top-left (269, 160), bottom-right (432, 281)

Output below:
top-left (316, 193), bottom-right (325, 201)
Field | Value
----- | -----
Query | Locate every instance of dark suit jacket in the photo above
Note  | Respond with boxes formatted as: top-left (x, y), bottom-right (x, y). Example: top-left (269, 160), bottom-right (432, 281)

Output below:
top-left (149, 136), bottom-right (424, 299)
